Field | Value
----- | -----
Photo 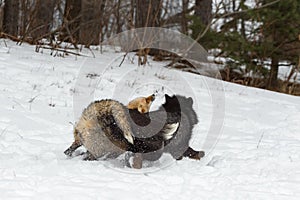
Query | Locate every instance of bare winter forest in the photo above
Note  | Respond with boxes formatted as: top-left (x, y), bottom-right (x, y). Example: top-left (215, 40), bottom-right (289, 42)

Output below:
top-left (0, 0), bottom-right (299, 95)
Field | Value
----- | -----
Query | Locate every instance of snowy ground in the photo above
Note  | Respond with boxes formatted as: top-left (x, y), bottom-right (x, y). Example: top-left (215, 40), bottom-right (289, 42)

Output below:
top-left (0, 40), bottom-right (299, 199)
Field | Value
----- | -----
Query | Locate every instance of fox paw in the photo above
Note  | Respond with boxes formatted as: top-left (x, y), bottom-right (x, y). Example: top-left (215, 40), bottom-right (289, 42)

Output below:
top-left (64, 148), bottom-right (74, 157)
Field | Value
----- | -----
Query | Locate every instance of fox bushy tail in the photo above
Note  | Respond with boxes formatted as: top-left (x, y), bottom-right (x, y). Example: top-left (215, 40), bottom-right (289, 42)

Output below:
top-left (95, 100), bottom-right (134, 144)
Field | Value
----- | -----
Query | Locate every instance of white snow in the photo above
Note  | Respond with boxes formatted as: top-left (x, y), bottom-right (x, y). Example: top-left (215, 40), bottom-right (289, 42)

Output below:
top-left (0, 39), bottom-right (300, 199)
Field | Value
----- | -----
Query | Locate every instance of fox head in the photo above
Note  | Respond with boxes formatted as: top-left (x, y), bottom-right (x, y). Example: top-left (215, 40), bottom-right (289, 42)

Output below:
top-left (127, 94), bottom-right (155, 113)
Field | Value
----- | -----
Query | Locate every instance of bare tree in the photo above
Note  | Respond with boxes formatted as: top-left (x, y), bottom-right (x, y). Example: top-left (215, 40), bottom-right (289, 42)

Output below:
top-left (115, 0), bottom-right (122, 33)
top-left (181, 0), bottom-right (189, 34)
top-left (3, 0), bottom-right (19, 36)
top-left (30, 0), bottom-right (55, 41)
top-left (61, 0), bottom-right (81, 45)
top-left (195, 0), bottom-right (212, 26)
top-left (135, 0), bottom-right (163, 28)
top-left (80, 0), bottom-right (106, 46)
top-left (20, 0), bottom-right (30, 37)
top-left (0, 1), bottom-right (4, 32)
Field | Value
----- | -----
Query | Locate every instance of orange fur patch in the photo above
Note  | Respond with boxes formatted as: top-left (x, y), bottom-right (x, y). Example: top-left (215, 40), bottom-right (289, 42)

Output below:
top-left (127, 94), bottom-right (155, 113)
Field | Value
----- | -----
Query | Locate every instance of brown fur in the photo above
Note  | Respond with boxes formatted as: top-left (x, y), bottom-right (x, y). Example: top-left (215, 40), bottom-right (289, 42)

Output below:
top-left (127, 94), bottom-right (155, 113)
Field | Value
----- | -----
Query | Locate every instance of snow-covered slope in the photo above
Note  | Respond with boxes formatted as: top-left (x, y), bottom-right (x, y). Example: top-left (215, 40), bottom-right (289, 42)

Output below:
top-left (0, 40), bottom-right (299, 199)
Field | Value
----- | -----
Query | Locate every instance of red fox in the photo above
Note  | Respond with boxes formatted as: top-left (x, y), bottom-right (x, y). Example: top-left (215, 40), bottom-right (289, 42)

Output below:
top-left (127, 94), bottom-right (155, 113)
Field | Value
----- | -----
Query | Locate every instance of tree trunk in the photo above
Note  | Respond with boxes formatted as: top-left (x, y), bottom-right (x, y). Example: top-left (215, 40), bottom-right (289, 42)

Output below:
top-left (135, 0), bottom-right (162, 28)
top-left (0, 3), bottom-right (4, 32)
top-left (115, 0), bottom-right (122, 33)
top-left (181, 0), bottom-right (189, 34)
top-left (61, 0), bottom-right (81, 44)
top-left (267, 56), bottom-right (279, 90)
top-left (195, 0), bottom-right (212, 26)
top-left (79, 0), bottom-right (106, 46)
top-left (3, 0), bottom-right (19, 36)
top-left (134, 0), bottom-right (163, 56)
top-left (30, 0), bottom-right (55, 41)
top-left (20, 0), bottom-right (29, 37)
top-left (128, 0), bottom-right (135, 29)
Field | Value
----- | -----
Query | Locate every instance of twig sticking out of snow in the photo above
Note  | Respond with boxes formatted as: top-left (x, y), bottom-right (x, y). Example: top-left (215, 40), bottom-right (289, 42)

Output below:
top-left (28, 95), bottom-right (39, 110)
top-left (0, 126), bottom-right (9, 137)
top-left (118, 52), bottom-right (128, 68)
top-left (256, 132), bottom-right (265, 149)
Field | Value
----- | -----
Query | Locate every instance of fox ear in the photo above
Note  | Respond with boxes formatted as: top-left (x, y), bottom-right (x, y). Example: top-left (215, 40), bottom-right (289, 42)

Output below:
top-left (151, 94), bottom-right (155, 99)
top-left (187, 97), bottom-right (193, 104)
top-left (146, 95), bottom-right (154, 103)
top-left (165, 94), bottom-right (171, 99)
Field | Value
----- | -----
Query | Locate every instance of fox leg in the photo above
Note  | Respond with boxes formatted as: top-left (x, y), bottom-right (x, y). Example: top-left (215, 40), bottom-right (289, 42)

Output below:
top-left (182, 147), bottom-right (205, 160)
top-left (124, 152), bottom-right (133, 168)
top-left (124, 152), bottom-right (143, 169)
top-left (64, 129), bottom-right (82, 157)
top-left (132, 153), bottom-right (143, 169)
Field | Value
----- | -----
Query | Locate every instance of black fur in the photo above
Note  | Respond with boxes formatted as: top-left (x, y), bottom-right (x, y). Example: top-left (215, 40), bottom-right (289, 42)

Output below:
top-left (126, 94), bottom-right (204, 161)
top-left (160, 94), bottom-right (201, 160)
top-left (106, 109), bottom-right (165, 161)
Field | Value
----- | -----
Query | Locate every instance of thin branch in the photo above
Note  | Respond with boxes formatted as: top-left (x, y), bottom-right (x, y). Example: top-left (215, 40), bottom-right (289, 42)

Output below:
top-left (214, 0), bottom-right (281, 19)
top-left (38, 46), bottom-right (88, 57)
top-left (118, 52), bottom-right (128, 67)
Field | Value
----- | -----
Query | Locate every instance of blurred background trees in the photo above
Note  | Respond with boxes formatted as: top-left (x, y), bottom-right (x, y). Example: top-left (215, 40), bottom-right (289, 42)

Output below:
top-left (0, 0), bottom-right (299, 94)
